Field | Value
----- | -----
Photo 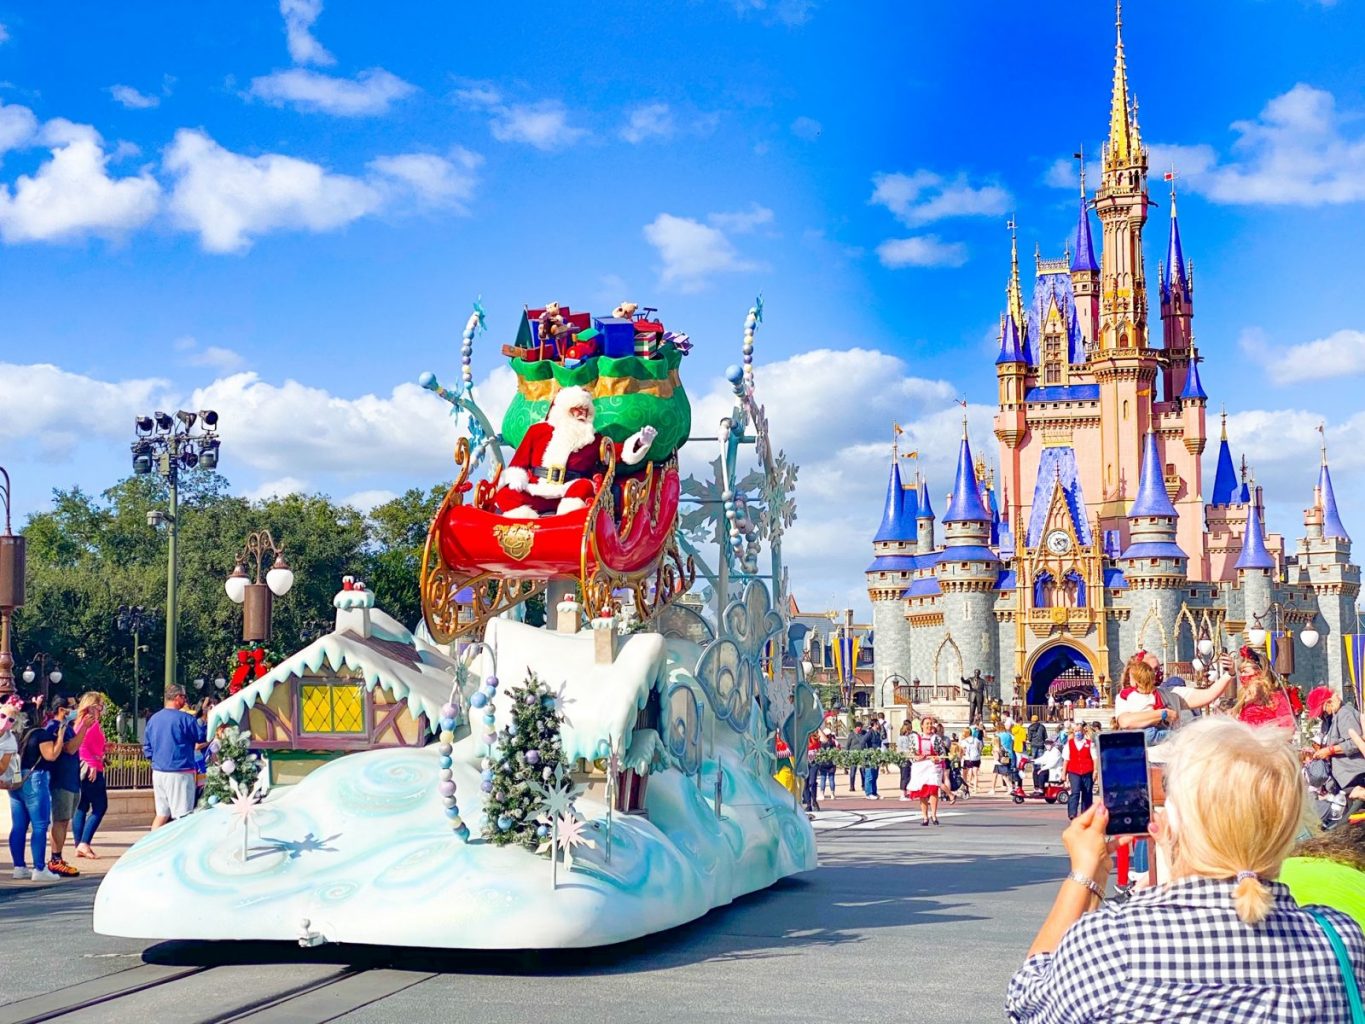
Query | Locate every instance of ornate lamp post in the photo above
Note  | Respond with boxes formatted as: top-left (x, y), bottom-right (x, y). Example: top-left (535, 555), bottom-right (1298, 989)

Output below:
top-left (115, 605), bottom-right (156, 730)
top-left (0, 467), bottom-right (24, 696)
top-left (225, 530), bottom-right (294, 643)
top-left (1247, 602), bottom-right (1319, 677)
top-left (130, 409), bottom-right (221, 693)
top-left (22, 651), bottom-right (62, 704)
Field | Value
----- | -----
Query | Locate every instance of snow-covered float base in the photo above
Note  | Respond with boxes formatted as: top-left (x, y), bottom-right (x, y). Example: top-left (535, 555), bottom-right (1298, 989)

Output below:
top-left (93, 744), bottom-right (816, 949)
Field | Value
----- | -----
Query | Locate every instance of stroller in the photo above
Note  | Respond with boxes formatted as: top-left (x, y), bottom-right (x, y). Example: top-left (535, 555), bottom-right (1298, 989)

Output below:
top-left (1011, 753), bottom-right (1070, 805)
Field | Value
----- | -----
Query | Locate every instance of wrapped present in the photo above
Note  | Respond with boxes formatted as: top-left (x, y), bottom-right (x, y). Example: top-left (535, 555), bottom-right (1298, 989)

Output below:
top-left (634, 318), bottom-right (665, 358)
top-left (594, 316), bottom-right (636, 358)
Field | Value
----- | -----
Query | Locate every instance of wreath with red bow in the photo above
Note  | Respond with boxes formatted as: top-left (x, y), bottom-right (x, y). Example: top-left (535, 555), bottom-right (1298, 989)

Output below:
top-left (228, 648), bottom-right (269, 694)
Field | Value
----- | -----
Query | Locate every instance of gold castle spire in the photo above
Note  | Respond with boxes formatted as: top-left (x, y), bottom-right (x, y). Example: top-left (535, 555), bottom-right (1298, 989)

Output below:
top-left (1106, 0), bottom-right (1137, 168)
top-left (1005, 216), bottom-right (1026, 333)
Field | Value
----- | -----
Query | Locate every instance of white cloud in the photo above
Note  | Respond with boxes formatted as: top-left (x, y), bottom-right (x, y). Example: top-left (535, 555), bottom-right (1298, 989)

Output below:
top-left (684, 347), bottom-right (984, 611)
top-left (1242, 325), bottom-right (1365, 384)
top-left (109, 85), bottom-right (160, 110)
top-left (790, 116), bottom-right (822, 141)
top-left (368, 149), bottom-right (480, 209)
top-left (0, 99), bottom-right (38, 153)
top-left (0, 362), bottom-right (170, 459)
top-left (621, 102), bottom-right (674, 144)
top-left (163, 129), bottom-right (382, 252)
top-left (189, 345), bottom-right (246, 373)
top-left (875, 235), bottom-right (967, 269)
top-left (247, 476), bottom-right (310, 502)
top-left (341, 488), bottom-right (399, 512)
top-left (248, 67), bottom-right (416, 117)
top-left (457, 86), bottom-right (586, 150)
top-left (730, 0), bottom-right (817, 26)
top-left (279, 0), bottom-right (335, 66)
top-left (0, 23), bottom-right (9, 44)
top-left (871, 169), bottom-right (1011, 227)
top-left (0, 120), bottom-right (161, 243)
top-left (707, 203), bottom-right (773, 234)
top-left (643, 211), bottom-right (766, 292)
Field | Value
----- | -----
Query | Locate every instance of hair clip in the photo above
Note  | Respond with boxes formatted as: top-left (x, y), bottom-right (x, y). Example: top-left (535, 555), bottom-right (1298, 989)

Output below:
top-left (1234, 870), bottom-right (1258, 883)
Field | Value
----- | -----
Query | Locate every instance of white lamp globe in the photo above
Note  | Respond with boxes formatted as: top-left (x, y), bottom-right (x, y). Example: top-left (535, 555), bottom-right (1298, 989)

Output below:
top-left (266, 556), bottom-right (294, 597)
top-left (214, 676), bottom-right (227, 690)
top-left (49, 669), bottom-right (62, 685)
top-left (22, 668), bottom-right (34, 684)
top-left (1197, 638), bottom-right (1215, 658)
top-left (1247, 625), bottom-right (1267, 647)
top-left (1191, 657), bottom-right (1204, 673)
top-left (1300, 626), bottom-right (1320, 648)
top-left (225, 565), bottom-right (248, 604)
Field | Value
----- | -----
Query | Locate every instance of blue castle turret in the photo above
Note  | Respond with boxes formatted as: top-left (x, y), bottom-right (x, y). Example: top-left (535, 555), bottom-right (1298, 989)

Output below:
top-left (1235, 497), bottom-right (1273, 571)
top-left (873, 458), bottom-right (917, 545)
top-left (1210, 413), bottom-right (1239, 506)
top-left (1121, 429), bottom-right (1187, 567)
top-left (916, 472), bottom-right (936, 554)
top-left (1320, 459), bottom-right (1350, 543)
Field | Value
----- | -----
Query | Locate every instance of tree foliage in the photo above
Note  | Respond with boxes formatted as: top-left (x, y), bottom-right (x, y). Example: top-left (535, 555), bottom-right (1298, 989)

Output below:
top-left (10, 470), bottom-right (450, 715)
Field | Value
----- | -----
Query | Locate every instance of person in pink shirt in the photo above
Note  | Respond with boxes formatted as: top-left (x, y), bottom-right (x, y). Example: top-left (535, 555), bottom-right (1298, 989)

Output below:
top-left (71, 692), bottom-right (108, 859)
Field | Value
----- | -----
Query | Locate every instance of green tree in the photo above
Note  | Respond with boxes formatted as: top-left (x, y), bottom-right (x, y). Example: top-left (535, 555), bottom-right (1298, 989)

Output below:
top-left (482, 672), bottom-right (567, 850)
top-left (364, 484), bottom-right (449, 630)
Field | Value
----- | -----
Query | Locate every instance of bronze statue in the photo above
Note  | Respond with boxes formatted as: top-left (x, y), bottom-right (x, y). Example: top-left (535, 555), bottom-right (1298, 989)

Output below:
top-left (961, 668), bottom-right (987, 725)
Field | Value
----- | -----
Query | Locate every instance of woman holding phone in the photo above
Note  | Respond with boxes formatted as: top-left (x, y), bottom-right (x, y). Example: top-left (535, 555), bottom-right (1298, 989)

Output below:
top-left (1006, 718), bottom-right (1365, 1022)
top-left (71, 692), bottom-right (109, 859)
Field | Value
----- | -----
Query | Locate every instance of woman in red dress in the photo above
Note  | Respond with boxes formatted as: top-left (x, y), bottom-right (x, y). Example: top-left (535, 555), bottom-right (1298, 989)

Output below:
top-left (906, 715), bottom-right (946, 826)
top-left (1234, 647), bottom-right (1296, 734)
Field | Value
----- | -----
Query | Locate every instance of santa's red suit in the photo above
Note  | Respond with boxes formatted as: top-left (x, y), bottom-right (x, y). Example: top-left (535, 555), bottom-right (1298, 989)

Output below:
top-left (493, 386), bottom-right (655, 518)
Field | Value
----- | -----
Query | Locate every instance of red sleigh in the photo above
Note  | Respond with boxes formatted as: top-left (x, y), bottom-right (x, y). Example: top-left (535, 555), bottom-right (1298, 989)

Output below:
top-left (420, 437), bottom-right (693, 644)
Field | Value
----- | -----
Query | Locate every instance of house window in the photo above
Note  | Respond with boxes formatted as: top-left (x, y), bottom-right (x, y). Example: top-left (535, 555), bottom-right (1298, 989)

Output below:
top-left (301, 682), bottom-right (365, 734)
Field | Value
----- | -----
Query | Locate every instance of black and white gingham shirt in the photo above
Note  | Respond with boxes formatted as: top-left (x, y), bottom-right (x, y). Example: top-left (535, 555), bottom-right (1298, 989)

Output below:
top-left (1006, 877), bottom-right (1365, 1023)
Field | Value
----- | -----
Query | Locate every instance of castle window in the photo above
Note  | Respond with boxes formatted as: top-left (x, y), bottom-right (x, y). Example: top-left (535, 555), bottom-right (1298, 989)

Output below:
top-left (1123, 400), bottom-right (1130, 419)
top-left (1046, 364), bottom-right (1060, 384)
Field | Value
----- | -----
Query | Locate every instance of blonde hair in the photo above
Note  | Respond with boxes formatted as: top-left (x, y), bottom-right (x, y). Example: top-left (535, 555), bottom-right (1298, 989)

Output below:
top-left (1120, 656), bottom-right (1157, 694)
top-left (76, 691), bottom-right (103, 715)
top-left (1232, 658), bottom-right (1279, 715)
top-left (1161, 718), bottom-right (1305, 925)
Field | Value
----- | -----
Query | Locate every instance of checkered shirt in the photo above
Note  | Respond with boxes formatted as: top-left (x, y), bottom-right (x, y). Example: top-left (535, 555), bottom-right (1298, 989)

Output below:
top-left (1006, 876), bottom-right (1365, 1023)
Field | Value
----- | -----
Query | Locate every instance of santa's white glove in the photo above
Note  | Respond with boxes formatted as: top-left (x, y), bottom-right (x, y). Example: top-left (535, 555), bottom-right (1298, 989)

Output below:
top-left (621, 425), bottom-right (657, 465)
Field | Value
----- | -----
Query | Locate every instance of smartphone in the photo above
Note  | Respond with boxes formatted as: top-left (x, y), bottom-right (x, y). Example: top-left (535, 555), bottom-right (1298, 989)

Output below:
top-left (1098, 730), bottom-right (1151, 836)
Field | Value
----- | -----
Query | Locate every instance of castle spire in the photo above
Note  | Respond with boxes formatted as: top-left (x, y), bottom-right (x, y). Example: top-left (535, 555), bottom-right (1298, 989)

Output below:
top-left (1318, 426), bottom-right (1351, 542)
top-left (943, 424), bottom-right (991, 524)
top-left (1071, 181), bottom-right (1099, 274)
top-left (1235, 494), bottom-right (1273, 571)
top-left (1121, 429), bottom-right (1186, 561)
top-left (1210, 412), bottom-right (1238, 505)
top-left (918, 472), bottom-right (935, 520)
top-left (1106, 0), bottom-right (1137, 169)
top-left (995, 309), bottom-right (1025, 365)
top-left (1179, 352), bottom-right (1207, 400)
top-left (1128, 429), bottom-right (1176, 517)
top-left (1005, 216), bottom-right (1027, 353)
top-left (1162, 177), bottom-right (1189, 302)
top-left (873, 449), bottom-right (916, 544)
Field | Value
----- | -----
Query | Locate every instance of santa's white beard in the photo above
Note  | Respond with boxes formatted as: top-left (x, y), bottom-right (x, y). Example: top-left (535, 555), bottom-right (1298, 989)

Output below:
top-left (541, 408), bottom-right (598, 468)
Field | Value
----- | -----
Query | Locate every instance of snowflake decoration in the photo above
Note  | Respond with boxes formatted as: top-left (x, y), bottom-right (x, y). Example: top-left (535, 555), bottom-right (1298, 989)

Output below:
top-left (531, 763), bottom-right (578, 821)
top-left (546, 679), bottom-right (576, 728)
top-left (538, 815), bottom-right (597, 857)
top-left (739, 716), bottom-right (779, 777)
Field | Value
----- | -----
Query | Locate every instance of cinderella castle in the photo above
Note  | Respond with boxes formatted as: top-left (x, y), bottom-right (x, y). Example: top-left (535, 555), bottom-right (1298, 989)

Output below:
top-left (867, 6), bottom-right (1360, 709)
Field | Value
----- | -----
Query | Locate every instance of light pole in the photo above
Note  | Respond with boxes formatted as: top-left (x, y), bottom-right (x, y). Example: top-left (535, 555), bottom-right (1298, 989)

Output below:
top-left (1246, 602), bottom-right (1320, 677)
top-left (21, 651), bottom-right (62, 704)
top-left (130, 409), bottom-right (220, 694)
top-left (0, 467), bottom-right (24, 696)
top-left (224, 529), bottom-right (294, 643)
top-left (115, 605), bottom-right (156, 730)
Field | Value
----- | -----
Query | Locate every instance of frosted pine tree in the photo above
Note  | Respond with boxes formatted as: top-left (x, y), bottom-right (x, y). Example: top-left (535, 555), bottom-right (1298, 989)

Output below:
top-left (481, 671), bottom-right (568, 849)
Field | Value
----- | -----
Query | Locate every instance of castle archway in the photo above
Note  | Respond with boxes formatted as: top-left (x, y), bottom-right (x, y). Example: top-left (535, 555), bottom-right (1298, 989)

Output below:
top-left (1025, 641), bottom-right (1097, 706)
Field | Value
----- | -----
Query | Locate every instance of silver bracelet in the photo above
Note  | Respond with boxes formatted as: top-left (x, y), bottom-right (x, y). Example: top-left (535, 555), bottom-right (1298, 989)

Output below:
top-left (1066, 871), bottom-right (1103, 898)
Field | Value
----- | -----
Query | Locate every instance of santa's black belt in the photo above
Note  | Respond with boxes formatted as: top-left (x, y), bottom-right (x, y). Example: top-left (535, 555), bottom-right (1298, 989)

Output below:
top-left (530, 466), bottom-right (590, 484)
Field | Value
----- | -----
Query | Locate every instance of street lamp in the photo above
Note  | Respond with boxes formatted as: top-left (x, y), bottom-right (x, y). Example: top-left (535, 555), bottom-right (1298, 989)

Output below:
top-left (131, 409), bottom-right (221, 693)
top-left (225, 529), bottom-right (294, 643)
top-left (0, 467), bottom-right (24, 696)
top-left (1247, 602), bottom-right (1317, 676)
top-left (115, 605), bottom-right (156, 730)
top-left (22, 651), bottom-right (62, 703)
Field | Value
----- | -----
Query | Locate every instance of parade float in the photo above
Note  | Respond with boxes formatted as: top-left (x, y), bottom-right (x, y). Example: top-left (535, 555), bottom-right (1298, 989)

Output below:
top-left (93, 298), bottom-right (821, 950)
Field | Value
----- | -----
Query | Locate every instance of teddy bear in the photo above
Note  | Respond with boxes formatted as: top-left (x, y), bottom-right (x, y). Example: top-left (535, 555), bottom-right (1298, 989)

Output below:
top-left (612, 301), bottom-right (638, 320)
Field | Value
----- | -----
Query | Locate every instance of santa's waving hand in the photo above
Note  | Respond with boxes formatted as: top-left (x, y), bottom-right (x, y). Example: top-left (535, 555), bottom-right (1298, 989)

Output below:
top-left (494, 386), bottom-right (657, 519)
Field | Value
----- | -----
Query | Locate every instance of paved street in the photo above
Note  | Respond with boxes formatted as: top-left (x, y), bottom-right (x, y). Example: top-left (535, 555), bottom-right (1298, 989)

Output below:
top-left (0, 794), bottom-right (1070, 1024)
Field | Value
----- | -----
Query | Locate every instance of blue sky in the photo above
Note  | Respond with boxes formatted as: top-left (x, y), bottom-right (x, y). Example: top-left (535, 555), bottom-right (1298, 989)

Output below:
top-left (2, 0), bottom-right (1364, 615)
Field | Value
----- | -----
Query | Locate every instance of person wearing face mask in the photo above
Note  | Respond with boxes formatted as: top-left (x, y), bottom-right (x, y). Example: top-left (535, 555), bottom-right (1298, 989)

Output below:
top-left (1006, 718), bottom-right (1365, 1023)
top-left (7, 697), bottom-right (65, 881)
top-left (0, 695), bottom-right (22, 792)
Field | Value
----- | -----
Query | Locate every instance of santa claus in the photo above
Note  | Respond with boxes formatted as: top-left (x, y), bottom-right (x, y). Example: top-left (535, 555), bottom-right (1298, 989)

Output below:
top-left (493, 386), bottom-right (656, 519)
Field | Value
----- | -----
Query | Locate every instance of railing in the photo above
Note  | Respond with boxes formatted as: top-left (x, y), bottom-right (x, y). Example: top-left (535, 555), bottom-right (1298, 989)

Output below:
top-left (105, 742), bottom-right (153, 790)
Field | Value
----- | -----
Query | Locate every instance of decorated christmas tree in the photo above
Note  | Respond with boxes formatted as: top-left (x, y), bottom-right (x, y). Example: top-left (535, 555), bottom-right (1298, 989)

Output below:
top-left (481, 671), bottom-right (567, 849)
top-left (201, 727), bottom-right (262, 807)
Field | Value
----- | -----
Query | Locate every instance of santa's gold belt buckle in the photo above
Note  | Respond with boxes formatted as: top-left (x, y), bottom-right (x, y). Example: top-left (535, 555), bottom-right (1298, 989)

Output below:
top-left (545, 466), bottom-right (566, 484)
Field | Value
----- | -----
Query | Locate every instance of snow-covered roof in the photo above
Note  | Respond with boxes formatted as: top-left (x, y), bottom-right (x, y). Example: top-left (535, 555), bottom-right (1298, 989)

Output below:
top-left (209, 586), bottom-right (461, 736)
top-left (466, 618), bottom-right (669, 764)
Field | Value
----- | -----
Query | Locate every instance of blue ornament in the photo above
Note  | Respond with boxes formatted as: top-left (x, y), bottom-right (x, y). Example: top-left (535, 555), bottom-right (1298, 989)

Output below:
top-left (455, 825), bottom-right (470, 841)
top-left (470, 692), bottom-right (488, 709)
top-left (439, 755), bottom-right (453, 770)
top-left (536, 825), bottom-right (549, 838)
top-left (542, 696), bottom-right (556, 709)
top-left (207, 795), bottom-right (220, 807)
top-left (497, 815), bottom-right (513, 831)
top-left (445, 806), bottom-right (461, 819)
top-left (440, 716), bottom-right (457, 732)
top-left (480, 769), bottom-right (494, 782)
top-left (481, 780), bottom-right (493, 793)
top-left (482, 712), bottom-right (496, 727)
